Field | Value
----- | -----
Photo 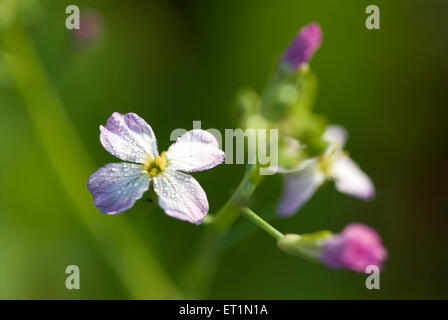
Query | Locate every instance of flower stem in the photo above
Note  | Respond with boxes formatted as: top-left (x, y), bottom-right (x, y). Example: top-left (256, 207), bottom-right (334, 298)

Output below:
top-left (240, 207), bottom-right (283, 240)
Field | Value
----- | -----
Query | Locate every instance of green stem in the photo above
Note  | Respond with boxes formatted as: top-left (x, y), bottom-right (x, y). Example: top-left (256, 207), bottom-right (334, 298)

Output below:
top-left (240, 208), bottom-right (283, 240)
top-left (210, 164), bottom-right (263, 232)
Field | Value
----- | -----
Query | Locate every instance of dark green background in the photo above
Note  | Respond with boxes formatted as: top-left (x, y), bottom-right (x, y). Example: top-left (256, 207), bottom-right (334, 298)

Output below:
top-left (0, 0), bottom-right (447, 299)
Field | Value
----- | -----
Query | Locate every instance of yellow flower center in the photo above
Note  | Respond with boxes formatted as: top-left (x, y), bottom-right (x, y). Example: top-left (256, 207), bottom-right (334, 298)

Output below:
top-left (318, 148), bottom-right (345, 177)
top-left (144, 151), bottom-right (167, 177)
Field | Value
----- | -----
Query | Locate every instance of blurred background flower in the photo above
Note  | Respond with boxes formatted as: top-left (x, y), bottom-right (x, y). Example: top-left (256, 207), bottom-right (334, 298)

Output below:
top-left (73, 8), bottom-right (105, 49)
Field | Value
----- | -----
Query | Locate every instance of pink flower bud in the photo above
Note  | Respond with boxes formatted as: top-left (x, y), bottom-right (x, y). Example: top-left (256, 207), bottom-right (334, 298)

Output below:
top-left (321, 223), bottom-right (387, 272)
top-left (281, 23), bottom-right (322, 69)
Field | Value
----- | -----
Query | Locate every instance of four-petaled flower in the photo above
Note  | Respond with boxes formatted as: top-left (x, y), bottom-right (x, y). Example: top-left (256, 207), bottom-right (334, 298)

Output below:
top-left (277, 125), bottom-right (375, 217)
top-left (321, 223), bottom-right (388, 272)
top-left (87, 112), bottom-right (225, 224)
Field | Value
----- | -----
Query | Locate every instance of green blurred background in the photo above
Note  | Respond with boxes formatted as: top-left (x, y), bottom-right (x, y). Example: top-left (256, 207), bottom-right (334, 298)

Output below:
top-left (0, 0), bottom-right (447, 299)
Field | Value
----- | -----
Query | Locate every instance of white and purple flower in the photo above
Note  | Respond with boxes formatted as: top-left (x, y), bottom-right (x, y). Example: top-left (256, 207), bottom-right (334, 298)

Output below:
top-left (277, 125), bottom-right (375, 217)
top-left (87, 112), bottom-right (225, 224)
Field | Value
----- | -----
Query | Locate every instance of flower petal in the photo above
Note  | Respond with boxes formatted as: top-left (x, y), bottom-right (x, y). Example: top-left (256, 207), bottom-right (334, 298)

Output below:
top-left (87, 163), bottom-right (150, 214)
top-left (277, 161), bottom-right (325, 217)
top-left (166, 129), bottom-right (225, 172)
top-left (273, 137), bottom-right (308, 174)
top-left (330, 155), bottom-right (375, 200)
top-left (100, 112), bottom-right (158, 163)
top-left (323, 125), bottom-right (348, 149)
top-left (153, 169), bottom-right (208, 224)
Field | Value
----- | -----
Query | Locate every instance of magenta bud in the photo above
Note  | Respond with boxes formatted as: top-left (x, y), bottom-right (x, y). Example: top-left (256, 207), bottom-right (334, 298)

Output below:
top-left (74, 9), bottom-right (105, 47)
top-left (281, 23), bottom-right (322, 70)
top-left (321, 223), bottom-right (388, 273)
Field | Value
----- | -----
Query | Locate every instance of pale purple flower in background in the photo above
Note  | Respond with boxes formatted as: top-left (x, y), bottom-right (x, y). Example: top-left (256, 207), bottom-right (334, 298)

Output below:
top-left (281, 23), bottom-right (322, 70)
top-left (321, 223), bottom-right (387, 272)
top-left (277, 125), bottom-right (375, 217)
top-left (87, 112), bottom-right (225, 224)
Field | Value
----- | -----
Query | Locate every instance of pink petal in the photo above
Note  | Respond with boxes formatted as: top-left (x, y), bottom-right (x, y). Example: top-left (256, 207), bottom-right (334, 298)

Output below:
top-left (100, 112), bottom-right (158, 163)
top-left (322, 223), bottom-right (388, 272)
top-left (323, 125), bottom-right (348, 149)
